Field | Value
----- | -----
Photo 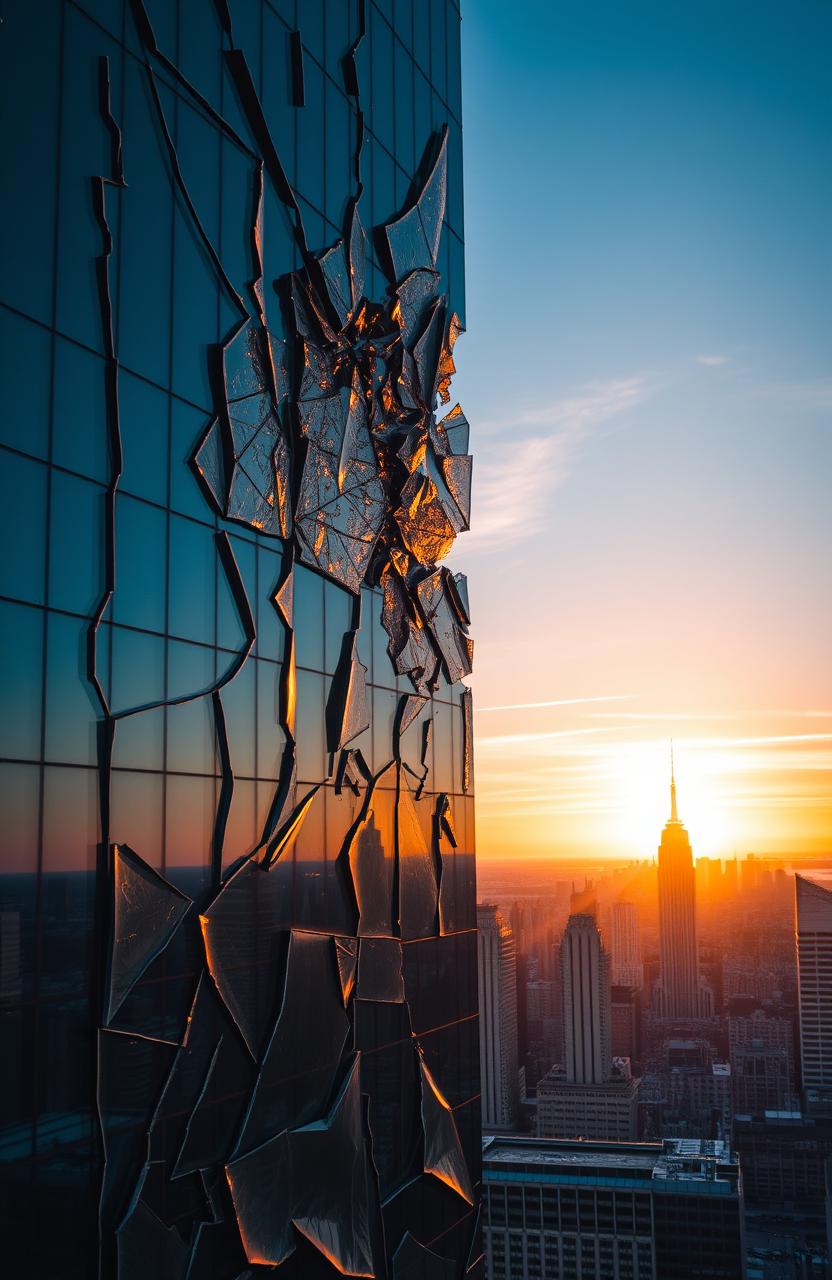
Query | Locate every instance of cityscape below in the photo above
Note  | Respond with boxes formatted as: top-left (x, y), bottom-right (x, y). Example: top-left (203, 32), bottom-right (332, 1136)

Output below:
top-left (477, 763), bottom-right (832, 1279)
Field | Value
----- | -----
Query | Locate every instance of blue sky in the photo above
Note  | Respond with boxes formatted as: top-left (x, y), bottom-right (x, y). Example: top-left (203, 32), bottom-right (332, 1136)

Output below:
top-left (450, 1), bottom-right (832, 858)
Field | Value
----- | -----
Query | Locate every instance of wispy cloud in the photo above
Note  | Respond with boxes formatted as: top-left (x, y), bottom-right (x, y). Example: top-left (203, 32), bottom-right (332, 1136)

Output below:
top-left (696, 354), bottom-right (730, 366)
top-left (477, 726), bottom-right (623, 749)
top-left (464, 376), bottom-right (651, 551)
top-left (755, 379), bottom-right (832, 410)
top-left (479, 693), bottom-right (636, 714)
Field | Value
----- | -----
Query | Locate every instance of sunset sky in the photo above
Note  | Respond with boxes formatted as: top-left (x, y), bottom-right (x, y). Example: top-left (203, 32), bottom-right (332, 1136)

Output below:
top-left (451, 0), bottom-right (832, 860)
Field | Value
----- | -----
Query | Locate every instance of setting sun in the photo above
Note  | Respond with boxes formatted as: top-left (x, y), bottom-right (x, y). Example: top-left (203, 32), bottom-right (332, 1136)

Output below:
top-left (609, 742), bottom-right (729, 859)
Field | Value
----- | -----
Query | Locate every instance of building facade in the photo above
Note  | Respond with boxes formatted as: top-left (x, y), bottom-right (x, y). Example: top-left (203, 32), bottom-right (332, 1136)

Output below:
top-left (0, 3), bottom-right (480, 1277)
top-left (482, 1134), bottom-right (746, 1280)
top-left (795, 875), bottom-right (832, 1103)
top-left (733, 1110), bottom-right (832, 1213)
top-left (732, 1042), bottom-right (792, 1116)
top-left (537, 1071), bottom-right (640, 1143)
top-left (478, 904), bottom-right (520, 1130)
top-left (562, 912), bottom-right (612, 1086)
top-left (610, 901), bottom-right (644, 990)
top-left (536, 912), bottom-right (639, 1142)
top-left (611, 984), bottom-right (641, 1067)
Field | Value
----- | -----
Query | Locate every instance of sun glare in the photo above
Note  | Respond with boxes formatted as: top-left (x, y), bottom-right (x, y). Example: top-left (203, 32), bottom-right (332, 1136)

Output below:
top-left (611, 741), bottom-right (733, 859)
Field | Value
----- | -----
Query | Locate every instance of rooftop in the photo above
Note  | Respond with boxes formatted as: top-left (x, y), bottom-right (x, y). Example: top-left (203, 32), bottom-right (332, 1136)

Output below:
top-left (482, 1135), bottom-right (739, 1193)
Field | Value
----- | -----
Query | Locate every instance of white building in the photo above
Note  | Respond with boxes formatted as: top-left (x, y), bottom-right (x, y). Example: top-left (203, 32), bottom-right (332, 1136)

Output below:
top-left (478, 903), bottom-right (520, 1129)
top-left (795, 875), bottom-right (832, 1099)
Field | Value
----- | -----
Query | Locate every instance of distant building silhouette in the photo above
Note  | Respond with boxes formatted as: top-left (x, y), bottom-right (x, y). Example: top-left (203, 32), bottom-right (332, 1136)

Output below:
top-left (654, 754), bottom-right (713, 1019)
top-left (478, 904), bottom-right (520, 1129)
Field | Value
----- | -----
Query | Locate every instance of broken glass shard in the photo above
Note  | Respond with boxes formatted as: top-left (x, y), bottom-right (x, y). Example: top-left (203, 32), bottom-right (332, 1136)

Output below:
top-left (436, 313), bottom-right (463, 406)
top-left (381, 567), bottom-right (435, 689)
top-left (116, 1196), bottom-right (188, 1280)
top-left (171, 1022), bottom-right (256, 1179)
top-left (193, 418), bottom-right (228, 513)
top-left (273, 562), bottom-right (294, 628)
top-left (434, 403), bottom-right (470, 457)
top-left (348, 765), bottom-right (396, 937)
top-left (385, 129), bottom-right (448, 282)
top-left (335, 936), bottom-right (359, 1003)
top-left (397, 774), bottom-right (438, 940)
top-left (295, 382), bottom-right (386, 593)
top-left (418, 1053), bottom-right (474, 1205)
top-left (357, 937), bottom-right (404, 1003)
top-left (439, 453), bottom-right (472, 529)
top-left (234, 930), bottom-right (350, 1153)
top-left (199, 858), bottom-right (291, 1059)
top-left (289, 1054), bottom-right (376, 1278)
top-left (398, 693), bottom-right (429, 737)
top-left (262, 783), bottom-right (319, 868)
top-left (99, 1028), bottom-right (178, 1229)
top-left (411, 298), bottom-right (445, 406)
top-left (327, 630), bottom-right (370, 753)
top-left (416, 571), bottom-right (472, 684)
top-left (461, 688), bottom-right (473, 794)
top-left (318, 238), bottom-right (353, 331)
top-left (226, 1130), bottom-right (295, 1267)
top-left (393, 1231), bottom-right (458, 1280)
top-left (395, 269), bottom-right (441, 348)
top-left (107, 844), bottom-right (192, 1023)
top-left (347, 202), bottom-right (366, 312)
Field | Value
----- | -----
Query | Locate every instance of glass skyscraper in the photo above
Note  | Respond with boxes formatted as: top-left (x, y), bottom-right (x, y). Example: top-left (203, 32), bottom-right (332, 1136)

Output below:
top-left (0, 2), bottom-right (480, 1276)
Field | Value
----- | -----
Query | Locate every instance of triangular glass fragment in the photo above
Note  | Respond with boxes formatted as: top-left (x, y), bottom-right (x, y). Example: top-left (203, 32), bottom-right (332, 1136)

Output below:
top-left (289, 1054), bottom-right (376, 1278)
top-left (107, 845), bottom-right (192, 1023)
top-left (335, 936), bottom-right (359, 1003)
top-left (418, 1052), bottom-right (474, 1205)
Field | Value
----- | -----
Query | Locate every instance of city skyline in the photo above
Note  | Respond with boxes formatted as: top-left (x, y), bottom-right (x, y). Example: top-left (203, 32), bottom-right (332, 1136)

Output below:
top-left (453, 0), bottom-right (831, 861)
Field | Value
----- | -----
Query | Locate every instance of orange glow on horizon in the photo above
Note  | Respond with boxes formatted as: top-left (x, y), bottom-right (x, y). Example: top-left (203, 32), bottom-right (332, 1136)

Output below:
top-left (471, 707), bottom-right (832, 861)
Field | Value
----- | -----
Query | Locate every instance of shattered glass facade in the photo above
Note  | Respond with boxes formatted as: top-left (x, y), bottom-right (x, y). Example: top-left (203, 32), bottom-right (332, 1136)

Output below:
top-left (0, 2), bottom-right (480, 1276)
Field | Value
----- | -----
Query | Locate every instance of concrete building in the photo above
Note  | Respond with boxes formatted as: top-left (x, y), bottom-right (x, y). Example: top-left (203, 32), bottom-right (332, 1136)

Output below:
top-left (479, 903), bottom-right (520, 1130)
top-left (795, 875), bottom-right (832, 1103)
top-left (732, 1042), bottom-right (792, 1116)
top-left (536, 912), bottom-right (640, 1142)
top-left (562, 913), bottom-right (611, 1085)
top-left (537, 1070), bottom-right (640, 1142)
top-left (610, 901), bottom-right (644, 989)
top-left (611, 985), bottom-right (641, 1067)
top-left (733, 1110), bottom-right (832, 1212)
top-left (482, 1134), bottom-right (746, 1280)
top-left (728, 1005), bottom-right (796, 1080)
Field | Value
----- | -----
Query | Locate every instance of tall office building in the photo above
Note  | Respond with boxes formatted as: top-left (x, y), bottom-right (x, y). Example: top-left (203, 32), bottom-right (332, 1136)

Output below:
top-left (483, 1135), bottom-right (746, 1280)
top-left (479, 904), bottom-right (520, 1130)
top-left (562, 913), bottom-right (612, 1084)
top-left (611, 985), bottom-right (641, 1065)
top-left (795, 875), bottom-right (832, 1101)
top-left (654, 757), bottom-right (713, 1019)
top-left (731, 1042), bottom-right (791, 1116)
top-left (537, 914), bottom-right (639, 1142)
top-left (0, 5), bottom-right (479, 1277)
top-left (610, 900), bottom-right (644, 989)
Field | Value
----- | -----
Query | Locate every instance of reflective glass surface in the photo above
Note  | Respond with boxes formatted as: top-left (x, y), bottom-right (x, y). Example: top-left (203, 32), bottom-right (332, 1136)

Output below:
top-left (0, 2), bottom-right (476, 1276)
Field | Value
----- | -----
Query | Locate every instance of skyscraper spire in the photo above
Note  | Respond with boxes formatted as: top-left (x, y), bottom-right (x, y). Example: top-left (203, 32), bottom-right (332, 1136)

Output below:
top-left (670, 741), bottom-right (679, 822)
